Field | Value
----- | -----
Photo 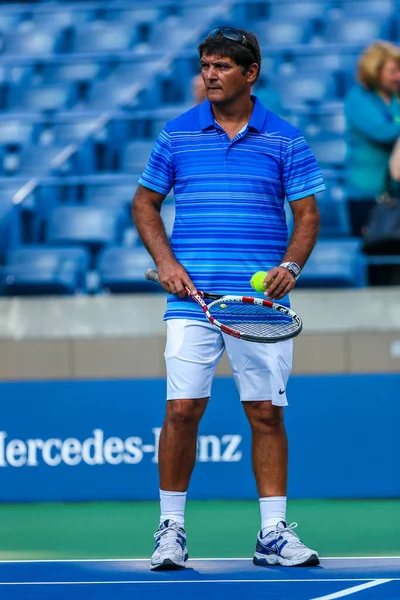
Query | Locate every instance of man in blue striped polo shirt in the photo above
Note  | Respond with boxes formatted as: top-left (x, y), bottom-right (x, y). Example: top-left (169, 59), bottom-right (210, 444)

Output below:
top-left (132, 27), bottom-right (324, 570)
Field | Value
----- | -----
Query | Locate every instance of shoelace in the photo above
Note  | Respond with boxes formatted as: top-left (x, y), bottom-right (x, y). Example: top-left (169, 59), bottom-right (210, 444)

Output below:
top-left (275, 522), bottom-right (305, 548)
top-left (154, 523), bottom-right (185, 552)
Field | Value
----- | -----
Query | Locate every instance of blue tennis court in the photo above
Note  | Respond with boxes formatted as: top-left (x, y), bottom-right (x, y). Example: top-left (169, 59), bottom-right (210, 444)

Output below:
top-left (0, 557), bottom-right (399, 600)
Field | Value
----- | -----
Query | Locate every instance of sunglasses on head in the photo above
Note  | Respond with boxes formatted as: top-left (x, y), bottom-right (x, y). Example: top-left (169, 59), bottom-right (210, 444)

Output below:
top-left (206, 27), bottom-right (257, 61)
top-left (207, 27), bottom-right (249, 45)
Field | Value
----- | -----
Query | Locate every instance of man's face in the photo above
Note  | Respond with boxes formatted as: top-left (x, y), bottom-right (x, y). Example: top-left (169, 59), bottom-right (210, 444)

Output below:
top-left (200, 53), bottom-right (257, 104)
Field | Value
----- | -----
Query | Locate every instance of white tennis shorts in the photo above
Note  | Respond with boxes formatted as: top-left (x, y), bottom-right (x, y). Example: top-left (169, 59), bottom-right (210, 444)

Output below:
top-left (165, 319), bottom-right (293, 406)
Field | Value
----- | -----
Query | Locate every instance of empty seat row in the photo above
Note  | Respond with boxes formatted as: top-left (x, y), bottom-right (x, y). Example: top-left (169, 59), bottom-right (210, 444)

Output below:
top-left (0, 237), bottom-right (367, 296)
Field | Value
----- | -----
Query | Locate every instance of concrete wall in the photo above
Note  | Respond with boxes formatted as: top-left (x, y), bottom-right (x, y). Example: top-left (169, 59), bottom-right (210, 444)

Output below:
top-left (1, 288), bottom-right (400, 380)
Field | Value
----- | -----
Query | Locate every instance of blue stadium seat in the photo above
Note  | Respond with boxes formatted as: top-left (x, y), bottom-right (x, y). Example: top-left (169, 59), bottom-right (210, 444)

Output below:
top-left (84, 79), bottom-right (136, 111)
top-left (0, 246), bottom-right (90, 296)
top-left (0, 12), bottom-right (20, 33)
top-left (84, 183), bottom-right (135, 225)
top-left (42, 62), bottom-right (104, 86)
top-left (161, 201), bottom-right (175, 238)
top-left (309, 136), bottom-right (347, 169)
top-left (339, 0), bottom-right (395, 17)
top-left (84, 59), bottom-right (157, 110)
top-left (291, 50), bottom-right (358, 75)
top-left (122, 140), bottom-right (154, 173)
top-left (46, 206), bottom-right (123, 251)
top-left (45, 118), bottom-right (106, 144)
top-left (2, 145), bottom-right (74, 177)
top-left (298, 239), bottom-right (367, 288)
top-left (85, 183), bottom-right (134, 208)
top-left (323, 17), bottom-right (390, 44)
top-left (317, 184), bottom-right (350, 237)
top-left (251, 20), bottom-right (308, 46)
top-left (302, 109), bottom-right (346, 137)
top-left (0, 194), bottom-right (21, 255)
top-left (269, 1), bottom-right (327, 20)
top-left (72, 23), bottom-right (134, 53)
top-left (6, 83), bottom-right (76, 113)
top-left (273, 73), bottom-right (338, 109)
top-left (0, 120), bottom-right (34, 147)
top-left (3, 29), bottom-right (63, 55)
top-left (97, 246), bottom-right (158, 293)
top-left (29, 8), bottom-right (92, 28)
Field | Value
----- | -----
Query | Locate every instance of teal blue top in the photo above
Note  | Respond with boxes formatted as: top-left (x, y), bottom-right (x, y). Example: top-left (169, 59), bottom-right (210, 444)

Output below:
top-left (344, 85), bottom-right (400, 199)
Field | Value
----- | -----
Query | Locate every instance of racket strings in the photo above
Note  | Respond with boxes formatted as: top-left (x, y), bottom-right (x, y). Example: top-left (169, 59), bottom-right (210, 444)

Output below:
top-left (209, 300), bottom-right (299, 339)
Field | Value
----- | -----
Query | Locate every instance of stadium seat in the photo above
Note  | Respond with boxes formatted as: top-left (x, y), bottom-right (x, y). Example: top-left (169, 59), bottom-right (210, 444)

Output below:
top-left (309, 136), bottom-right (347, 169)
top-left (339, 0), bottom-right (396, 17)
top-left (0, 246), bottom-right (90, 296)
top-left (0, 120), bottom-right (35, 147)
top-left (161, 201), bottom-right (175, 239)
top-left (323, 17), bottom-right (390, 44)
top-left (84, 183), bottom-right (135, 225)
top-left (97, 246), bottom-right (158, 293)
top-left (317, 184), bottom-right (350, 237)
top-left (41, 61), bottom-right (104, 87)
top-left (122, 140), bottom-right (155, 174)
top-left (0, 195), bottom-right (21, 255)
top-left (2, 144), bottom-right (74, 177)
top-left (45, 118), bottom-right (106, 144)
top-left (272, 73), bottom-right (338, 110)
top-left (46, 206), bottom-right (124, 252)
top-left (269, 1), bottom-right (327, 20)
top-left (85, 183), bottom-right (135, 207)
top-left (0, 12), bottom-right (20, 34)
top-left (2, 29), bottom-right (63, 55)
top-left (29, 8), bottom-right (92, 28)
top-left (302, 109), bottom-right (346, 137)
top-left (72, 23), bottom-right (134, 53)
top-left (251, 20), bottom-right (308, 46)
top-left (298, 239), bottom-right (367, 288)
top-left (6, 83), bottom-right (76, 113)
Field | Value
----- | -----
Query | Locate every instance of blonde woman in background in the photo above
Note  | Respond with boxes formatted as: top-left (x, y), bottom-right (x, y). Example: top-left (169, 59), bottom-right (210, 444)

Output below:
top-left (345, 41), bottom-right (400, 236)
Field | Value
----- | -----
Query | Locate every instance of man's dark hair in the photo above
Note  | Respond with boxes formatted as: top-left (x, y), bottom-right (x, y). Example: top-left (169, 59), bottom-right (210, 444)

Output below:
top-left (198, 28), bottom-right (262, 83)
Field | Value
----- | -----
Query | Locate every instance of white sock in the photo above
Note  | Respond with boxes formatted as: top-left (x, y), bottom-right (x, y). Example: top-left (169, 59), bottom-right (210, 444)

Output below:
top-left (159, 489), bottom-right (187, 528)
top-left (259, 496), bottom-right (287, 533)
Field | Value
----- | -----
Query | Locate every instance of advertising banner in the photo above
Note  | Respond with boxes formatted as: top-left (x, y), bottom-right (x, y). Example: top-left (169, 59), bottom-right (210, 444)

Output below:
top-left (0, 374), bottom-right (398, 502)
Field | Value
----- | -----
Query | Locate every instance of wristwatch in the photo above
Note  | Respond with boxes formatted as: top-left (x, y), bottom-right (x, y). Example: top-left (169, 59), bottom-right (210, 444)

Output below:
top-left (279, 261), bottom-right (301, 280)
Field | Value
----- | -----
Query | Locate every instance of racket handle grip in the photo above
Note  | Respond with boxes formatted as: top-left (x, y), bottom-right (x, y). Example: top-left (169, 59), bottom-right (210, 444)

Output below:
top-left (144, 268), bottom-right (160, 284)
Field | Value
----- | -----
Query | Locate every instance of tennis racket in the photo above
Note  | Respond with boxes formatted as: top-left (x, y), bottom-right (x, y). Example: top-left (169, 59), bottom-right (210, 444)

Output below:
top-left (144, 269), bottom-right (302, 343)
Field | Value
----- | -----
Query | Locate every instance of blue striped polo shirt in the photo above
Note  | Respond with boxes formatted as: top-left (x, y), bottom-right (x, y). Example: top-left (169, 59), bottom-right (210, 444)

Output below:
top-left (139, 96), bottom-right (325, 321)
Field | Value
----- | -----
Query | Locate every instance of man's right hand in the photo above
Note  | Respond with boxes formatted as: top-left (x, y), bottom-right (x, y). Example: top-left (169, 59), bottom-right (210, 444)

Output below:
top-left (157, 261), bottom-right (196, 298)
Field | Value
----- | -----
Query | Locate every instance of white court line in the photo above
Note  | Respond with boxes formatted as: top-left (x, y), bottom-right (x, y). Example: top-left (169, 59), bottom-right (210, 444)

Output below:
top-left (0, 556), bottom-right (398, 563)
top-left (310, 579), bottom-right (393, 600)
top-left (0, 578), bottom-right (399, 586)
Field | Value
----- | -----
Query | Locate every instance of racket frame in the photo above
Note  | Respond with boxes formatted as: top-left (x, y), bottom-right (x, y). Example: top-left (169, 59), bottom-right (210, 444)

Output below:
top-left (144, 268), bottom-right (302, 343)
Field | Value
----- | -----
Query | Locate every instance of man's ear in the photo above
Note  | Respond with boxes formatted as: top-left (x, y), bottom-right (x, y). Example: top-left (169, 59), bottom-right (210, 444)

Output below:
top-left (247, 62), bottom-right (259, 84)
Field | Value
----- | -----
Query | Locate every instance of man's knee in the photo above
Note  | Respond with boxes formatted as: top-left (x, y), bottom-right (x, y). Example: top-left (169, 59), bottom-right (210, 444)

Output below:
top-left (244, 401), bottom-right (284, 432)
top-left (165, 398), bottom-right (207, 429)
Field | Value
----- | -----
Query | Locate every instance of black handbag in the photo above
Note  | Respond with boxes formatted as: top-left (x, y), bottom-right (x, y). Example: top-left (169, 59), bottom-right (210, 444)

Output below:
top-left (362, 175), bottom-right (400, 255)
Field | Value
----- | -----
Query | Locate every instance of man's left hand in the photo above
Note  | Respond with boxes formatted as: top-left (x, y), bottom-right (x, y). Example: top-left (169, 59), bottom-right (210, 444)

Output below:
top-left (263, 266), bottom-right (296, 300)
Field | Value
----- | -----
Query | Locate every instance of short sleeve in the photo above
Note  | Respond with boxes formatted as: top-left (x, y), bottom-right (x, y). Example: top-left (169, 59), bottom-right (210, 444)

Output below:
top-left (282, 131), bottom-right (325, 201)
top-left (138, 127), bottom-right (174, 195)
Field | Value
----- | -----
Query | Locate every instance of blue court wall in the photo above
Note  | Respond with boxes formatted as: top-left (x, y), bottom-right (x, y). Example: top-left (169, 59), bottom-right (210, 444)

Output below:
top-left (0, 374), bottom-right (398, 503)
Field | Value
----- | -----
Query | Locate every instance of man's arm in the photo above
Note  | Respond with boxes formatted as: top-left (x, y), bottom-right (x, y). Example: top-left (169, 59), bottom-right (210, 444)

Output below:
top-left (132, 184), bottom-right (195, 297)
top-left (263, 195), bottom-right (320, 300)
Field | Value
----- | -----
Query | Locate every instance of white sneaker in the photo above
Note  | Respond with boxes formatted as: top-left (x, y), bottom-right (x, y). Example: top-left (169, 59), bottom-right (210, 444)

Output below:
top-left (150, 519), bottom-right (188, 571)
top-left (253, 520), bottom-right (319, 567)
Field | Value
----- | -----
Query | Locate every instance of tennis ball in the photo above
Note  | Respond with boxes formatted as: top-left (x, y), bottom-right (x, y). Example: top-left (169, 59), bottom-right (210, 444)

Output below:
top-left (250, 271), bottom-right (269, 292)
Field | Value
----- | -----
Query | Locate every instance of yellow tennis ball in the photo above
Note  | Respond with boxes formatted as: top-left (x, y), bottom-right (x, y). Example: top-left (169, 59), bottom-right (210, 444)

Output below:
top-left (250, 271), bottom-right (269, 292)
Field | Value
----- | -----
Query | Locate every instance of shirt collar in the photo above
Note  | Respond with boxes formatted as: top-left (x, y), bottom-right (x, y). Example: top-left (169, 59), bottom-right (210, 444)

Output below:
top-left (199, 95), bottom-right (267, 133)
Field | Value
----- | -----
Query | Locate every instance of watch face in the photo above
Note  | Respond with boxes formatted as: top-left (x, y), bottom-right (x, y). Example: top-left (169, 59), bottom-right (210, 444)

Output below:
top-left (289, 263), bottom-right (301, 276)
